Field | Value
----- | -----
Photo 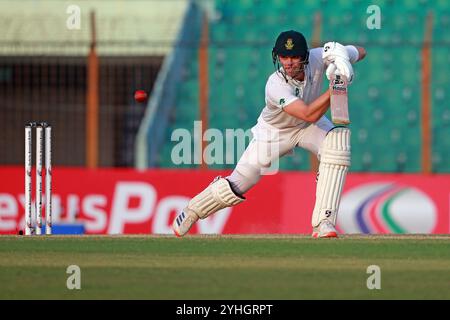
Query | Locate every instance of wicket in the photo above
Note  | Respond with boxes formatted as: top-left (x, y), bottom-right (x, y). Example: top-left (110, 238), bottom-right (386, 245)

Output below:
top-left (25, 122), bottom-right (52, 236)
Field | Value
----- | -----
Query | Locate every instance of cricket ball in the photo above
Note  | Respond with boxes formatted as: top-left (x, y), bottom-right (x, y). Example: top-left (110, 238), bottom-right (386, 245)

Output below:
top-left (134, 90), bottom-right (148, 103)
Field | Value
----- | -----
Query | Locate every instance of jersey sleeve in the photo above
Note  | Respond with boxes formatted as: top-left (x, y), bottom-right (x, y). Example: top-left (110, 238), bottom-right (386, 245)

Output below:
top-left (265, 77), bottom-right (299, 109)
top-left (345, 45), bottom-right (359, 63)
top-left (308, 48), bottom-right (325, 71)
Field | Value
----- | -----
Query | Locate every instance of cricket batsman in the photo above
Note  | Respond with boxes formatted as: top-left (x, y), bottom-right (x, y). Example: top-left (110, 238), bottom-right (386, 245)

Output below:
top-left (173, 30), bottom-right (366, 238)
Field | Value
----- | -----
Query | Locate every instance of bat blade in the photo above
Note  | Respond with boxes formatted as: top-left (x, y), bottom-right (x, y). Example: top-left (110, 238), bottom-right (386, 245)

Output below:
top-left (330, 74), bottom-right (350, 125)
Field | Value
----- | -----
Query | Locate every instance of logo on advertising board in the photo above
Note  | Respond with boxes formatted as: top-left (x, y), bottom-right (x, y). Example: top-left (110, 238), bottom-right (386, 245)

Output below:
top-left (337, 183), bottom-right (437, 234)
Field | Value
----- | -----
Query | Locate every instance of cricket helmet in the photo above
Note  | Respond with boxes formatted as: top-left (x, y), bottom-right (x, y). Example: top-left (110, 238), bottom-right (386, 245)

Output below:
top-left (272, 30), bottom-right (309, 63)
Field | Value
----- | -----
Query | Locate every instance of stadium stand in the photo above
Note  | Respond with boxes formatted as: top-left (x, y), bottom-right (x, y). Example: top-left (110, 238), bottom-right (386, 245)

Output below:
top-left (153, 0), bottom-right (449, 173)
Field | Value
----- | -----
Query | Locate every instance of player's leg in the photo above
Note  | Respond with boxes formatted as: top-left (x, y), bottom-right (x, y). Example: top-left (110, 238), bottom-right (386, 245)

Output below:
top-left (172, 175), bottom-right (245, 237)
top-left (172, 140), bottom-right (261, 237)
top-left (297, 117), bottom-right (351, 238)
top-left (173, 133), bottom-right (293, 237)
top-left (225, 153), bottom-right (262, 197)
top-left (226, 121), bottom-right (298, 195)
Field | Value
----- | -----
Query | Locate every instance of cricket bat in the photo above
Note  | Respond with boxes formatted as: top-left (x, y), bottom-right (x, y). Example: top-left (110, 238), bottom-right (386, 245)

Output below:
top-left (330, 73), bottom-right (350, 125)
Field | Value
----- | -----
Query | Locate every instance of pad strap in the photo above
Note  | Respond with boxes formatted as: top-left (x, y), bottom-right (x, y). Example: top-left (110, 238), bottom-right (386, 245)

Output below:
top-left (185, 177), bottom-right (245, 219)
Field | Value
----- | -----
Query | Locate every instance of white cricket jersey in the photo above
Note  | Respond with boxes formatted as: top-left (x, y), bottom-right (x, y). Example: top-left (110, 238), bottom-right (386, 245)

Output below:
top-left (260, 46), bottom-right (358, 129)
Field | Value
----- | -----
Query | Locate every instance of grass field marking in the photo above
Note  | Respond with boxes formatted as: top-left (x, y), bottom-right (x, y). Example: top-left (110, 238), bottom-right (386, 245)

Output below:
top-left (1, 253), bottom-right (448, 272)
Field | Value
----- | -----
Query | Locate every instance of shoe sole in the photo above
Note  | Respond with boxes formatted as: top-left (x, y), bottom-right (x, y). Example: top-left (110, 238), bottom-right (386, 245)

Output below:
top-left (173, 227), bottom-right (181, 238)
top-left (320, 232), bottom-right (338, 238)
top-left (172, 220), bottom-right (183, 238)
top-left (311, 231), bottom-right (338, 238)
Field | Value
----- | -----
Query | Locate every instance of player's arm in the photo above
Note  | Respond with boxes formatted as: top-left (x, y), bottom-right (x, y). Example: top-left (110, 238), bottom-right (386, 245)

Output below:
top-left (283, 90), bottom-right (331, 123)
top-left (355, 46), bottom-right (366, 61)
top-left (345, 45), bottom-right (366, 63)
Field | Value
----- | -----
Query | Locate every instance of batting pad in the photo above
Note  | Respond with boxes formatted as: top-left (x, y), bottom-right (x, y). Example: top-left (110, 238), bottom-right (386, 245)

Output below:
top-left (311, 127), bottom-right (351, 227)
top-left (185, 177), bottom-right (245, 219)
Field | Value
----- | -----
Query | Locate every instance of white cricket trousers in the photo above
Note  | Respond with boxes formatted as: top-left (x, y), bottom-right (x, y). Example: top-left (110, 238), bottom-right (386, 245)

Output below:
top-left (227, 116), bottom-right (334, 195)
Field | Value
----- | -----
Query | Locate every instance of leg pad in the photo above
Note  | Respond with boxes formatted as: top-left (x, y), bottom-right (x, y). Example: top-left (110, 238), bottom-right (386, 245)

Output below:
top-left (311, 127), bottom-right (351, 227)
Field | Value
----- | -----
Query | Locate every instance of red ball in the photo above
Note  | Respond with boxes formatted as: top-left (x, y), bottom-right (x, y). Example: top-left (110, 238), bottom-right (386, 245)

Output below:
top-left (134, 90), bottom-right (148, 103)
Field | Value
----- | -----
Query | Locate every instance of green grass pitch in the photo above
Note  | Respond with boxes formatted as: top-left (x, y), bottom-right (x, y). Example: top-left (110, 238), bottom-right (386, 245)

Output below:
top-left (0, 235), bottom-right (449, 299)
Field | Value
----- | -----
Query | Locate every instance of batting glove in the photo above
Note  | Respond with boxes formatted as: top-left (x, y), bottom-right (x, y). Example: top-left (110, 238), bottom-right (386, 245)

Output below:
top-left (322, 41), bottom-right (350, 64)
top-left (326, 59), bottom-right (354, 84)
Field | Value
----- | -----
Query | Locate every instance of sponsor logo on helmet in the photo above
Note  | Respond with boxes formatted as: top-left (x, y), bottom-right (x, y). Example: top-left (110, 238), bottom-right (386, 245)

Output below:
top-left (337, 183), bottom-right (437, 234)
top-left (285, 38), bottom-right (294, 50)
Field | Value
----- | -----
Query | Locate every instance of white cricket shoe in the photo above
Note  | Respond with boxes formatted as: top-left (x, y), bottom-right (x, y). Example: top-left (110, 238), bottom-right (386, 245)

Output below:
top-left (172, 210), bottom-right (199, 237)
top-left (311, 220), bottom-right (338, 238)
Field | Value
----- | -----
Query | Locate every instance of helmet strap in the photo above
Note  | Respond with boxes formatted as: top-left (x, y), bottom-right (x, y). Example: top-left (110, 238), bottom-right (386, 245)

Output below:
top-left (273, 55), bottom-right (289, 83)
